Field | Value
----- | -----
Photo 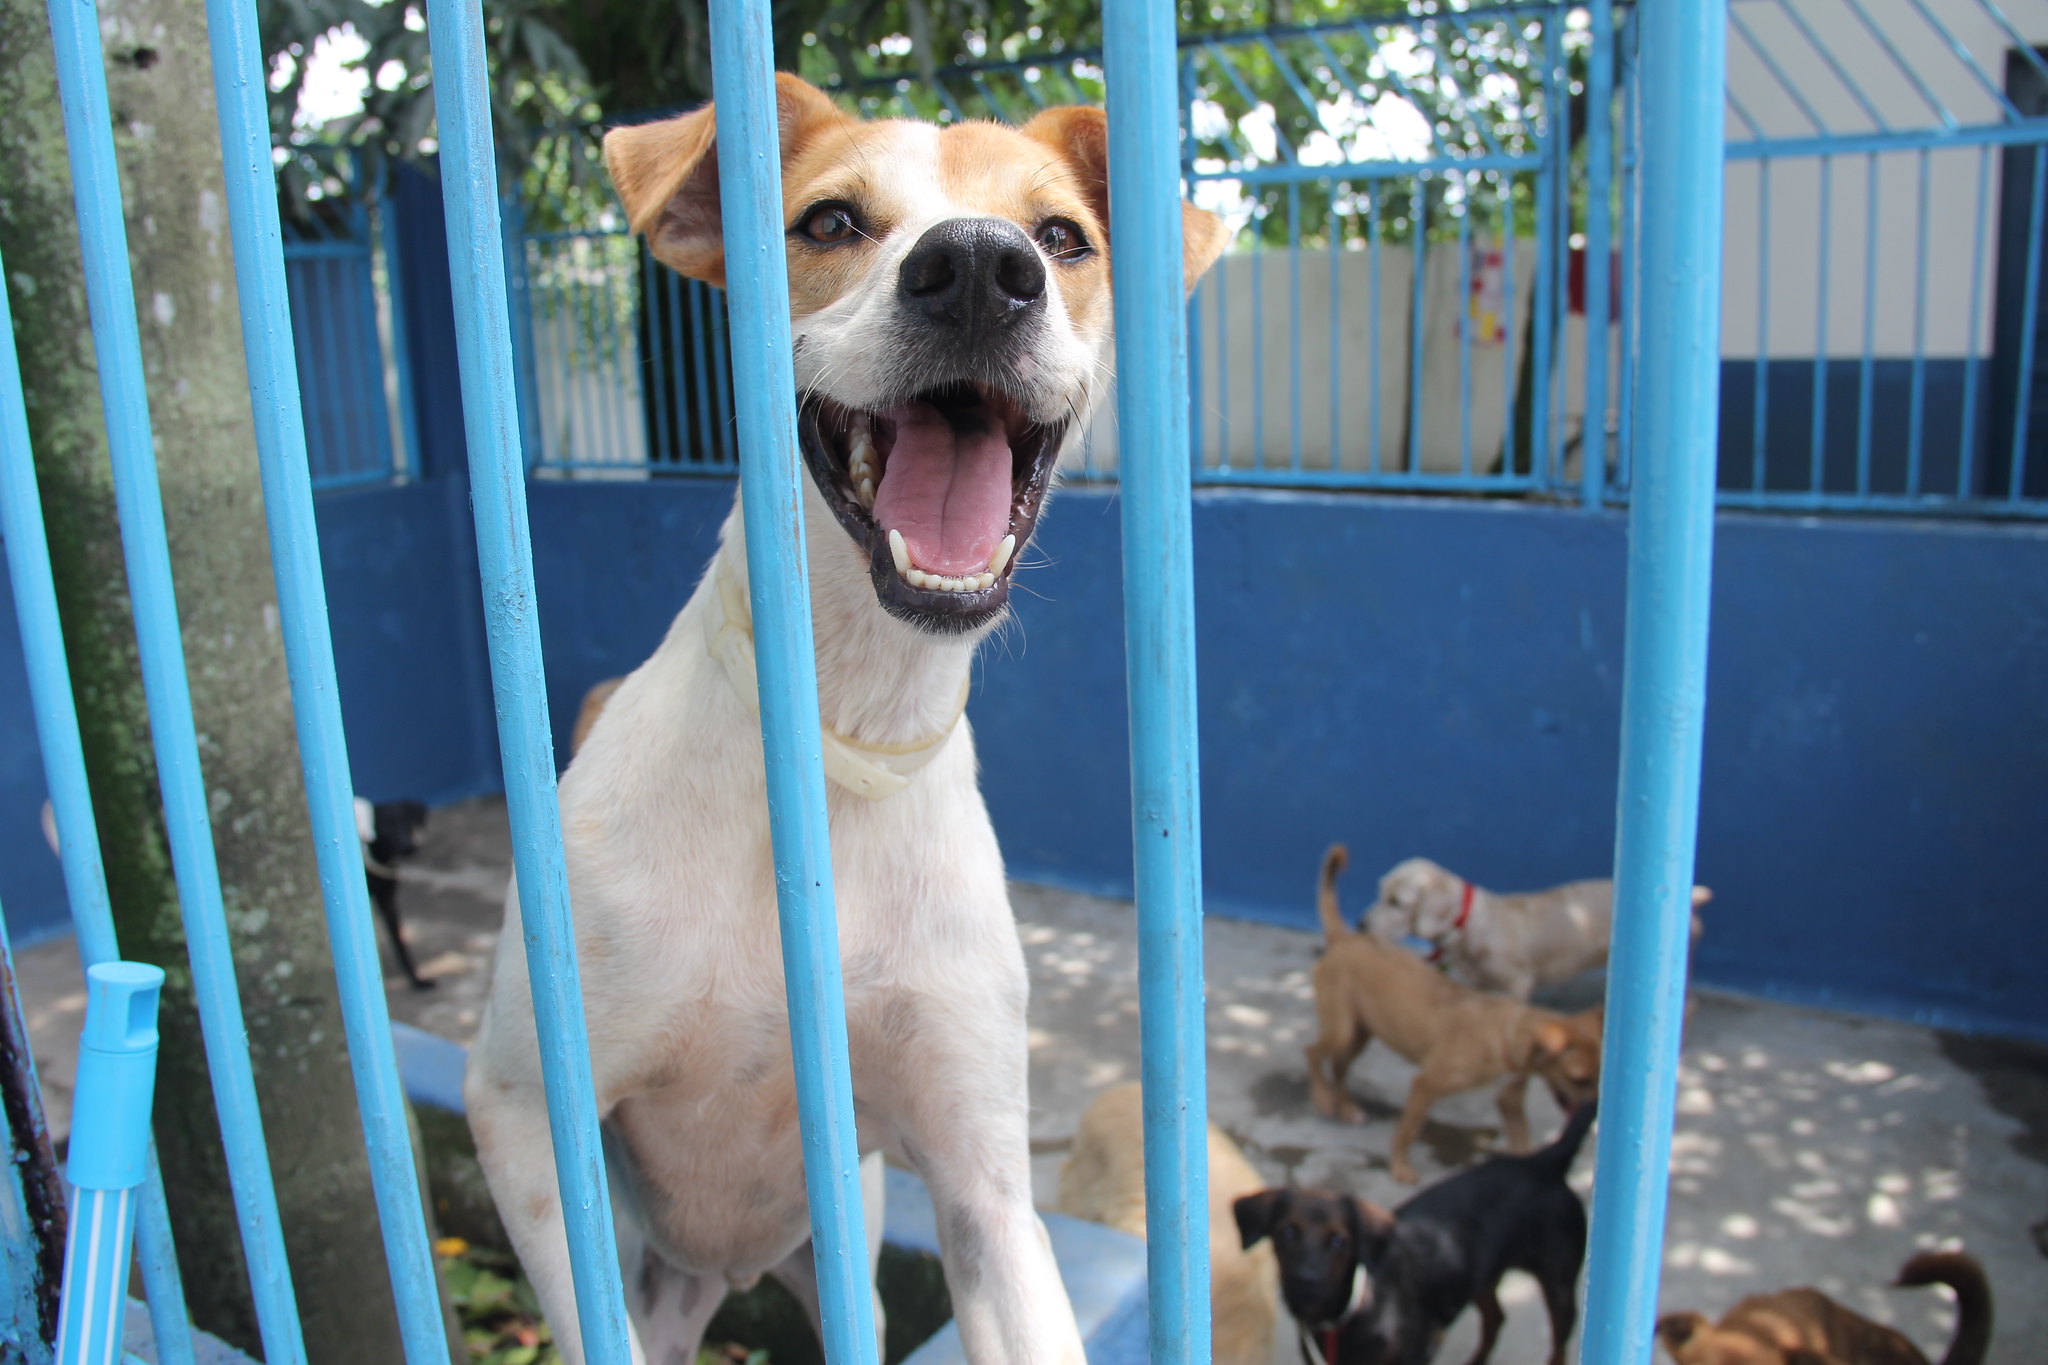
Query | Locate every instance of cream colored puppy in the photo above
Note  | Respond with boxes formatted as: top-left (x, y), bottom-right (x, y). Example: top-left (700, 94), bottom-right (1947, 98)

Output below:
top-left (462, 76), bottom-right (1227, 1365)
top-left (1366, 856), bottom-right (1711, 1001)
top-left (1057, 1083), bottom-right (1280, 1365)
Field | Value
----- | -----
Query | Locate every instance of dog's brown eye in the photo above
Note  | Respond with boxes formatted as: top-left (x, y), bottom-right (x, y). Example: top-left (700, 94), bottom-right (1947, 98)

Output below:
top-left (1035, 217), bottom-right (1091, 262)
top-left (796, 202), bottom-right (862, 245)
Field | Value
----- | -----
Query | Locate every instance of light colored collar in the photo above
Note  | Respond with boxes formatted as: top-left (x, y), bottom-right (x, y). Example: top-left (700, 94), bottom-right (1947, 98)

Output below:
top-left (706, 554), bottom-right (968, 801)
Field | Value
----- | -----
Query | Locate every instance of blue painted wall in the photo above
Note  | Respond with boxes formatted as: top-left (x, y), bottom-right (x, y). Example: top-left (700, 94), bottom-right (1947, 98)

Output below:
top-left (519, 484), bottom-right (2048, 1041)
top-left (7, 477), bottom-right (2045, 1039)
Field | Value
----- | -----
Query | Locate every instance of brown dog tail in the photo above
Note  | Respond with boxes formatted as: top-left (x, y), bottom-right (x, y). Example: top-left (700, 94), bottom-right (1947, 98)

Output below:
top-left (1896, 1250), bottom-right (1992, 1365)
top-left (1318, 844), bottom-right (1352, 942)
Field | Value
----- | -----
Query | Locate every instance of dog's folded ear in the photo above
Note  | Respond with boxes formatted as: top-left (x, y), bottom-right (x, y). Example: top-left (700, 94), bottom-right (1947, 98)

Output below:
top-left (1018, 106), bottom-right (1230, 295)
top-left (1231, 1188), bottom-right (1288, 1250)
top-left (604, 74), bottom-right (847, 287)
top-left (1343, 1195), bottom-right (1395, 1257)
top-left (1652, 1311), bottom-right (1706, 1352)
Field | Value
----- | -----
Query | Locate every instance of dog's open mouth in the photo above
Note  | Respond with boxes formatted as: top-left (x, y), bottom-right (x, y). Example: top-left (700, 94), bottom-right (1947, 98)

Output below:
top-left (800, 382), bottom-right (1064, 632)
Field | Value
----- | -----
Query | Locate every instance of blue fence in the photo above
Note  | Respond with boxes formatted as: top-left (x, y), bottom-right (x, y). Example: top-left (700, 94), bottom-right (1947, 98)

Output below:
top-left (4, 2), bottom-right (1719, 1365)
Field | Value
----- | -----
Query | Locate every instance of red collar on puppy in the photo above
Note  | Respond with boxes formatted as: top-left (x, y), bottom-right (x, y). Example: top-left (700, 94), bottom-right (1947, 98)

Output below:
top-left (1301, 1265), bottom-right (1371, 1365)
top-left (1425, 883), bottom-right (1477, 966)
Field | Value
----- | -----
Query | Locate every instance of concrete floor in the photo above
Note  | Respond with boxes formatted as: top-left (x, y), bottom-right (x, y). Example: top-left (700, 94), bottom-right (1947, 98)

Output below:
top-left (17, 795), bottom-right (2047, 1363)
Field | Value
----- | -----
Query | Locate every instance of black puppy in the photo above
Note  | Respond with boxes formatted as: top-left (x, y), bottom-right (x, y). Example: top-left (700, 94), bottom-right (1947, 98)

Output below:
top-left (356, 798), bottom-right (432, 989)
top-left (1235, 1103), bottom-right (1594, 1365)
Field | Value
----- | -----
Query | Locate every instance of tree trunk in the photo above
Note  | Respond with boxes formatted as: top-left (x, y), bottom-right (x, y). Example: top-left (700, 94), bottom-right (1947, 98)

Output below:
top-left (0, 1), bottom-right (411, 1359)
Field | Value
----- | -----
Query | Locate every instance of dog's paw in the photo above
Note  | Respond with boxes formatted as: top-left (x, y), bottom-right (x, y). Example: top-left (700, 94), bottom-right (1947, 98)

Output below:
top-left (1338, 1101), bottom-right (1366, 1125)
top-left (1389, 1159), bottom-right (1420, 1185)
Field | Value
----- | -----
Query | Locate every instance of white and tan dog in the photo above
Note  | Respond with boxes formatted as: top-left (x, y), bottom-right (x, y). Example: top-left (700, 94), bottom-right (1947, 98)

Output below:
top-left (462, 76), bottom-right (1227, 1365)
top-left (1365, 857), bottom-right (1711, 1001)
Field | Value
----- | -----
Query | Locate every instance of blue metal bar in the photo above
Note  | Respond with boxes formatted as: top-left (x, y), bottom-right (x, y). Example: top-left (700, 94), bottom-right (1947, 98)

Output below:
top-left (1407, 177), bottom-right (1429, 475)
top-left (1205, 43), bottom-right (1294, 162)
top-left (1439, 19), bottom-right (1507, 158)
top-left (1368, 191), bottom-right (1383, 475)
top-left (1728, 122), bottom-right (2048, 160)
top-left (691, 279), bottom-right (718, 462)
top-left (664, 269), bottom-right (690, 465)
top-left (1189, 152), bottom-right (1544, 184)
top-left (1456, 174), bottom-right (1474, 477)
top-left (1500, 172), bottom-right (1519, 479)
top-left (1252, 212), bottom-right (1266, 469)
top-left (202, 0), bottom-right (450, 1352)
top-left (1837, 0), bottom-right (1957, 129)
top-left (421, 0), bottom-right (632, 1354)
top-left (1899, 0), bottom-right (2022, 120)
top-left (1769, 0), bottom-right (1887, 132)
top-left (710, 286), bottom-right (738, 467)
top-left (1959, 145), bottom-right (1994, 496)
top-left (0, 244), bottom-right (197, 1365)
top-left (1857, 155), bottom-right (1880, 496)
top-left (57, 963), bottom-right (163, 1365)
top-left (1547, 13), bottom-right (1571, 484)
top-left (1288, 183), bottom-right (1303, 472)
top-left (1103, 0), bottom-right (1210, 1358)
top-left (643, 251), bottom-right (674, 465)
top-left (1255, 35), bottom-right (1327, 147)
top-left (1615, 10), bottom-right (1639, 494)
top-left (1966, 0), bottom-right (2048, 88)
top-left (1907, 149), bottom-right (1931, 496)
top-left (1811, 157), bottom-right (1834, 493)
top-left (1328, 191), bottom-right (1342, 472)
top-left (2008, 146), bottom-right (2045, 501)
top-left (1583, 0), bottom-right (1615, 506)
top-left (1730, 7), bottom-right (1830, 134)
top-left (1581, 0), bottom-right (1723, 1357)
top-left (706, 5), bottom-right (877, 1363)
top-left (1218, 223), bottom-right (1233, 469)
top-left (43, 0), bottom-right (312, 1355)
top-left (1725, 88), bottom-right (1767, 143)
top-left (1532, 16), bottom-right (1558, 487)
top-left (1753, 161), bottom-right (1773, 492)
top-left (377, 169), bottom-right (425, 481)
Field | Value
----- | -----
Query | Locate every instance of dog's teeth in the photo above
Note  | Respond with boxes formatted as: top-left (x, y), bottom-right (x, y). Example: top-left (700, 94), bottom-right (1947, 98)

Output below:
top-left (889, 528), bottom-right (910, 575)
top-left (988, 534), bottom-right (1016, 576)
top-left (975, 572), bottom-right (994, 590)
top-left (907, 568), bottom-right (930, 589)
top-left (858, 477), bottom-right (875, 506)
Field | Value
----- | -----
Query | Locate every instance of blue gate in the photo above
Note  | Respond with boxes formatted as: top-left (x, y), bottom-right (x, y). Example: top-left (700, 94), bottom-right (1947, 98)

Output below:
top-left (1, 0), bottom-right (1724, 1363)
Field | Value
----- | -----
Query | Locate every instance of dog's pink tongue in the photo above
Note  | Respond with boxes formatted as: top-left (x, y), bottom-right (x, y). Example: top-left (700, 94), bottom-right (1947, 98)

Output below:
top-left (872, 402), bottom-right (1013, 575)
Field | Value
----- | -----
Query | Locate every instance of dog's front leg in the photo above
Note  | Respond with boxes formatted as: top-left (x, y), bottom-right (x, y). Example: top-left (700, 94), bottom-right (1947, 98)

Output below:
top-left (1493, 1073), bottom-right (1533, 1152)
top-left (466, 1053), bottom-right (648, 1365)
top-left (891, 995), bottom-right (1084, 1365)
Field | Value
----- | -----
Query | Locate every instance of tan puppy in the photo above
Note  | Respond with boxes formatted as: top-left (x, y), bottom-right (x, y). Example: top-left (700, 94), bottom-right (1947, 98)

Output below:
top-left (1305, 846), bottom-right (1603, 1185)
top-left (1057, 1083), bottom-right (1280, 1365)
top-left (464, 75), bottom-right (1229, 1365)
top-left (1655, 1250), bottom-right (1992, 1365)
top-left (1367, 855), bottom-right (1712, 1000)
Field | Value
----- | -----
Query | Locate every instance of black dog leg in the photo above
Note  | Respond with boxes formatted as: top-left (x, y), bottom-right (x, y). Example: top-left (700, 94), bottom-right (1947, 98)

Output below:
top-left (369, 871), bottom-right (433, 989)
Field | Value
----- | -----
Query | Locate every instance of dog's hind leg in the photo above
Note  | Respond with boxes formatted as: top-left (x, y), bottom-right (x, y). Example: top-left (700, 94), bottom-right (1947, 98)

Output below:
top-left (1464, 1284), bottom-right (1505, 1365)
top-left (765, 1151), bottom-right (888, 1360)
top-left (1494, 1073), bottom-right (1533, 1152)
top-left (1537, 1266), bottom-right (1578, 1365)
top-left (616, 1216), bottom-right (725, 1365)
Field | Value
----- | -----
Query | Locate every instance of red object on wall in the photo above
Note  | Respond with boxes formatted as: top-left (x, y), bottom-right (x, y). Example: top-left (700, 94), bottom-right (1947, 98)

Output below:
top-left (1567, 247), bottom-right (1623, 323)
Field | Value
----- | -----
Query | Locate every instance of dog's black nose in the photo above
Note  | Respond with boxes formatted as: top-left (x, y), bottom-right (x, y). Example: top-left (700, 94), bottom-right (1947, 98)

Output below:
top-left (898, 217), bottom-right (1045, 338)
